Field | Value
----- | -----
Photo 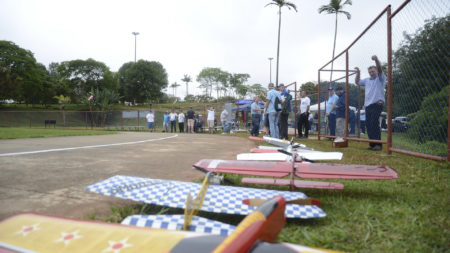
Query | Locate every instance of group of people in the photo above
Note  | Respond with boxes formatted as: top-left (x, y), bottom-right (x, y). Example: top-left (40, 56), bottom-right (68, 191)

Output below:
top-left (145, 106), bottom-right (231, 135)
top-left (326, 55), bottom-right (385, 151)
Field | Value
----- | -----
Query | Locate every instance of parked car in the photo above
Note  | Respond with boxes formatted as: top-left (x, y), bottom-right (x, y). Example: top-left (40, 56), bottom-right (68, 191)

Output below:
top-left (393, 116), bottom-right (409, 132)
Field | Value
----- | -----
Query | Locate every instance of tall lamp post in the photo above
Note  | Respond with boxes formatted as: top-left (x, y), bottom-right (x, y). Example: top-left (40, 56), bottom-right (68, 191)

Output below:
top-left (132, 32), bottom-right (140, 62)
top-left (268, 57), bottom-right (274, 83)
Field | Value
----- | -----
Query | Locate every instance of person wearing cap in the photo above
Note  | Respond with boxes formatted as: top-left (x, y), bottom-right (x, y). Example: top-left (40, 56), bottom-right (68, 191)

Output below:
top-left (334, 86), bottom-right (346, 138)
top-left (264, 83), bottom-right (284, 139)
top-left (326, 87), bottom-right (339, 139)
top-left (355, 55), bottom-right (386, 151)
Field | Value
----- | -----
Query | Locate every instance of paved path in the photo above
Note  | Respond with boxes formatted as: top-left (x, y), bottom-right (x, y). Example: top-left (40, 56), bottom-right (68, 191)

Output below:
top-left (0, 132), bottom-right (254, 220)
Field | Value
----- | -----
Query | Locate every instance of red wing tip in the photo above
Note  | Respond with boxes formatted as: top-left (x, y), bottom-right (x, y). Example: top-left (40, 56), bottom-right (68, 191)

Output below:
top-left (311, 199), bottom-right (321, 206)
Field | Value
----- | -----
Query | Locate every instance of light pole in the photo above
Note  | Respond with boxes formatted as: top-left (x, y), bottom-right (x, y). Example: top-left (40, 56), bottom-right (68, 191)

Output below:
top-left (132, 32), bottom-right (139, 62)
top-left (268, 57), bottom-right (274, 83)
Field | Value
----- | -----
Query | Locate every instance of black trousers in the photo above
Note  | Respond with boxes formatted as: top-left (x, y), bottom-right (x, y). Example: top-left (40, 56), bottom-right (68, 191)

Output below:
top-left (179, 122), bottom-right (184, 133)
top-left (366, 103), bottom-right (383, 147)
top-left (297, 113), bottom-right (309, 137)
top-left (279, 113), bottom-right (289, 140)
top-left (328, 114), bottom-right (336, 136)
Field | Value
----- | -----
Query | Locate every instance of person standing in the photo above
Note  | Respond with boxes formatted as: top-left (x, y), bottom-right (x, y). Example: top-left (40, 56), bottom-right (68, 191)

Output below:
top-left (169, 109), bottom-right (177, 133)
top-left (335, 86), bottom-right (346, 137)
top-left (297, 91), bottom-right (310, 139)
top-left (355, 55), bottom-right (386, 151)
top-left (220, 106), bottom-right (229, 134)
top-left (279, 84), bottom-right (292, 140)
top-left (325, 87), bottom-right (339, 138)
top-left (250, 97), bottom-right (264, 136)
top-left (186, 107), bottom-right (195, 133)
top-left (207, 107), bottom-right (215, 134)
top-left (146, 110), bottom-right (155, 132)
top-left (265, 83), bottom-right (284, 139)
top-left (360, 106), bottom-right (366, 134)
top-left (163, 111), bottom-right (170, 132)
top-left (178, 109), bottom-right (185, 133)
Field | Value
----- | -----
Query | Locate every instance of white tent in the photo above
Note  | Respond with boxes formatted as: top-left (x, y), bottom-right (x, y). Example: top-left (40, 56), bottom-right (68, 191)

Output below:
top-left (309, 101), bottom-right (356, 113)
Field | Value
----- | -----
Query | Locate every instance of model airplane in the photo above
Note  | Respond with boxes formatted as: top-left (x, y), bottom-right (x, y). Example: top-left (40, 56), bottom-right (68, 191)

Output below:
top-left (0, 197), bottom-right (336, 253)
top-left (86, 175), bottom-right (325, 219)
top-left (238, 148), bottom-right (343, 161)
top-left (194, 152), bottom-right (398, 190)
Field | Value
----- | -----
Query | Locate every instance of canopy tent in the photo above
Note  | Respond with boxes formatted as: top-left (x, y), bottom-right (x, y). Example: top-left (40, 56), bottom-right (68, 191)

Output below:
top-left (309, 101), bottom-right (356, 113)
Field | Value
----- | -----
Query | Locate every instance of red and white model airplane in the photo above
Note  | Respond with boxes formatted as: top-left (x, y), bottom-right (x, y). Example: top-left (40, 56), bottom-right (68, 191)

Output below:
top-left (194, 151), bottom-right (398, 190)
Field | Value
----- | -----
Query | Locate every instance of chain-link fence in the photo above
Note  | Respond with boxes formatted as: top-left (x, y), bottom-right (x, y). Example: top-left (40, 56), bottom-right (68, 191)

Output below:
top-left (318, 0), bottom-right (449, 161)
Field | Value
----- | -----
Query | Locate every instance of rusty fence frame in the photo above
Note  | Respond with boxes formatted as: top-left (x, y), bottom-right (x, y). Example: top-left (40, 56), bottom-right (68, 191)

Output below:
top-left (317, 0), bottom-right (450, 161)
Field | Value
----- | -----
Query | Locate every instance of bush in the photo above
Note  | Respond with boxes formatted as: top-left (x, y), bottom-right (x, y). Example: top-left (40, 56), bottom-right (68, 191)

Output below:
top-left (407, 85), bottom-right (448, 143)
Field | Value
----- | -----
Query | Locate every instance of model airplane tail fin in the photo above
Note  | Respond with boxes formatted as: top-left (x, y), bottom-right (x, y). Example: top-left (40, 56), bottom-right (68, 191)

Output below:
top-left (183, 173), bottom-right (211, 230)
top-left (212, 196), bottom-right (286, 253)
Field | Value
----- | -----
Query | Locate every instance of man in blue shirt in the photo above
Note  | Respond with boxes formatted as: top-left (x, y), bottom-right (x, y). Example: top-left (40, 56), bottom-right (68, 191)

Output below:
top-left (264, 83), bottom-right (284, 139)
top-left (325, 87), bottom-right (339, 138)
top-left (250, 97), bottom-right (264, 136)
top-left (163, 111), bottom-right (170, 132)
top-left (355, 55), bottom-right (386, 151)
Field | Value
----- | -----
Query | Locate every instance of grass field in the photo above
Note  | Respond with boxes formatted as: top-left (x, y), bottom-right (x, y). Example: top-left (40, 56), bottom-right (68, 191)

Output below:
top-left (2, 127), bottom-right (447, 252)
top-left (88, 133), bottom-right (449, 253)
top-left (0, 127), bottom-right (117, 139)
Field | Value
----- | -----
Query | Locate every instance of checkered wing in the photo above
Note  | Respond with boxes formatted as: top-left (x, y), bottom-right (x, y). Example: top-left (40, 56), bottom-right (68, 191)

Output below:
top-left (121, 215), bottom-right (236, 236)
top-left (86, 175), bottom-right (326, 219)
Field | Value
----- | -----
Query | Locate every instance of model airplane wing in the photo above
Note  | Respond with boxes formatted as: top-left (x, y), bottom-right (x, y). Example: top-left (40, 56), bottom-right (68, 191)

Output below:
top-left (121, 214), bottom-right (236, 236)
top-left (195, 159), bottom-right (397, 180)
top-left (237, 152), bottom-right (343, 161)
top-left (0, 198), bottom-right (337, 253)
top-left (86, 175), bottom-right (325, 219)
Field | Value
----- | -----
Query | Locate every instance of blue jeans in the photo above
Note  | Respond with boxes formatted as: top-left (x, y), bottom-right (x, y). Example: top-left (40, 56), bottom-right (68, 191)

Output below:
top-left (251, 114), bottom-right (261, 136)
top-left (268, 112), bottom-right (280, 139)
top-left (170, 121), bottom-right (177, 132)
top-left (221, 120), bottom-right (228, 133)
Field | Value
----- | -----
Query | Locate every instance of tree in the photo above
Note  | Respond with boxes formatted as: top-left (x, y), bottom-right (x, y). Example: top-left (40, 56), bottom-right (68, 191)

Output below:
top-left (54, 95), bottom-right (71, 126)
top-left (170, 82), bottom-right (181, 97)
top-left (248, 83), bottom-right (267, 98)
top-left (0, 40), bottom-right (43, 105)
top-left (57, 58), bottom-right (118, 103)
top-left (119, 60), bottom-right (168, 103)
top-left (318, 0), bottom-right (352, 81)
top-left (181, 74), bottom-right (192, 97)
top-left (235, 84), bottom-right (249, 98)
top-left (392, 15), bottom-right (449, 117)
top-left (197, 67), bottom-right (227, 98)
top-left (229, 73), bottom-right (250, 96)
top-left (265, 0), bottom-right (297, 87)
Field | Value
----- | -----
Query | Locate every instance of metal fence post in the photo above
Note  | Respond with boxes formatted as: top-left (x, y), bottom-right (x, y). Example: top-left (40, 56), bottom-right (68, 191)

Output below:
top-left (387, 5), bottom-right (393, 155)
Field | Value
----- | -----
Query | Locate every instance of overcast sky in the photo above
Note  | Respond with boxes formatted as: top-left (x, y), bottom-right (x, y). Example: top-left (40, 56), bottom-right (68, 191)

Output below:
top-left (0, 0), bottom-right (434, 97)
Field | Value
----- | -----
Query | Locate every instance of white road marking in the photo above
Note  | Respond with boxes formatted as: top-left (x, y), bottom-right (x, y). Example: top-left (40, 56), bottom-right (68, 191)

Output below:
top-left (0, 134), bottom-right (178, 157)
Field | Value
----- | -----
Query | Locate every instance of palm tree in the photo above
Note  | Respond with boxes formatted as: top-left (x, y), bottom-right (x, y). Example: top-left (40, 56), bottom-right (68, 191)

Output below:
top-left (318, 0), bottom-right (352, 81)
top-left (181, 74), bottom-right (192, 97)
top-left (265, 0), bottom-right (297, 87)
top-left (170, 82), bottom-right (181, 97)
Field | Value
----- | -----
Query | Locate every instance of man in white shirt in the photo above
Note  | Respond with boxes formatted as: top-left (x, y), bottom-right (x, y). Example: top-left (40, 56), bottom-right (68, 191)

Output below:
top-left (220, 106), bottom-right (229, 134)
top-left (297, 91), bottom-right (310, 138)
top-left (169, 110), bottom-right (177, 133)
top-left (178, 109), bottom-right (185, 133)
top-left (207, 107), bottom-right (215, 134)
top-left (146, 110), bottom-right (155, 132)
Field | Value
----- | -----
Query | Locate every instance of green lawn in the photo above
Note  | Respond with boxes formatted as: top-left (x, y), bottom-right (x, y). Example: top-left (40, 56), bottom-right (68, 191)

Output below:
top-left (82, 133), bottom-right (448, 252)
top-left (0, 127), bottom-right (117, 139)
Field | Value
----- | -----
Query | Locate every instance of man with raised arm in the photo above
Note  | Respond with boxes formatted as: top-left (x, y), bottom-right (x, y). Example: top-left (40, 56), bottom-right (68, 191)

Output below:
top-left (355, 55), bottom-right (386, 151)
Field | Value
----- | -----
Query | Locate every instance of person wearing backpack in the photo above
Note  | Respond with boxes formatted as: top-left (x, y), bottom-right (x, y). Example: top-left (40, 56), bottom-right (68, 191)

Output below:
top-left (297, 91), bottom-right (310, 138)
top-left (264, 83), bottom-right (284, 139)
